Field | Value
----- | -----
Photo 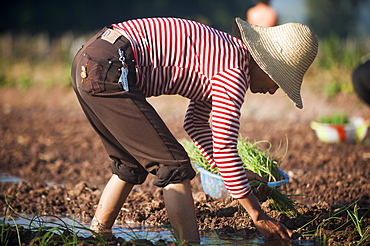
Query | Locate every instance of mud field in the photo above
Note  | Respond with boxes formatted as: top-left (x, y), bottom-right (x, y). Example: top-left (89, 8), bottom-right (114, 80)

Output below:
top-left (1, 86), bottom-right (370, 245)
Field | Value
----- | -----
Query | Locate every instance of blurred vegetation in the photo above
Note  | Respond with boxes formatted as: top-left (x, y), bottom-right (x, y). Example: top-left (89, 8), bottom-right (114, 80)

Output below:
top-left (0, 31), bottom-right (369, 96)
top-left (0, 0), bottom-right (369, 97)
top-left (0, 32), bottom-right (81, 89)
top-left (306, 0), bottom-right (368, 39)
top-left (306, 35), bottom-right (370, 98)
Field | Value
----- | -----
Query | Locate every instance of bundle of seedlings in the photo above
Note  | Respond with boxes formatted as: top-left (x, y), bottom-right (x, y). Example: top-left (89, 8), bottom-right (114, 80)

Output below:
top-left (182, 138), bottom-right (298, 216)
top-left (319, 113), bottom-right (349, 124)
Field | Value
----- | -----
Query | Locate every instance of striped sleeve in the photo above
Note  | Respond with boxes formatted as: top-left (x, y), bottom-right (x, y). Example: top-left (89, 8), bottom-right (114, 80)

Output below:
top-left (184, 100), bottom-right (215, 167)
top-left (185, 68), bottom-right (252, 199)
top-left (211, 68), bottom-right (251, 199)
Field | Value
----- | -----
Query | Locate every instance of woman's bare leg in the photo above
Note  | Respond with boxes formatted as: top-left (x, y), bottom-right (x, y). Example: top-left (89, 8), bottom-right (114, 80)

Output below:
top-left (163, 179), bottom-right (200, 244)
top-left (90, 174), bottom-right (134, 235)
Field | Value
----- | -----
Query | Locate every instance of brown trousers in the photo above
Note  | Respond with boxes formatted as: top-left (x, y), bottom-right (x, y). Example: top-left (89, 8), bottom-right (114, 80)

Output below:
top-left (71, 27), bottom-right (195, 187)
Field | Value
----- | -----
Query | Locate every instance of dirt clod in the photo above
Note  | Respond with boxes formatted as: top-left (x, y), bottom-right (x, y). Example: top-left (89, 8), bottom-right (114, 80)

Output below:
top-left (1, 87), bottom-right (369, 245)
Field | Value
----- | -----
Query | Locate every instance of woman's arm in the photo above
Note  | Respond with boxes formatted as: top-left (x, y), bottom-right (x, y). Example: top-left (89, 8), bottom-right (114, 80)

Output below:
top-left (239, 193), bottom-right (293, 239)
top-left (184, 100), bottom-right (215, 167)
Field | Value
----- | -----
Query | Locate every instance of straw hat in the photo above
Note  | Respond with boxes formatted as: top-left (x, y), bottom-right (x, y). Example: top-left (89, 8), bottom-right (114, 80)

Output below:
top-left (235, 17), bottom-right (318, 109)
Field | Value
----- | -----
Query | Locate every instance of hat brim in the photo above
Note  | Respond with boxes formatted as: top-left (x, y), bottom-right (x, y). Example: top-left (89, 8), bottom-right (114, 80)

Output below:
top-left (235, 17), bottom-right (318, 109)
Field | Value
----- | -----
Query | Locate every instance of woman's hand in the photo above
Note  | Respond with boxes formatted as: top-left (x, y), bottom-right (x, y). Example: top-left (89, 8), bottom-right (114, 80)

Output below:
top-left (253, 213), bottom-right (293, 239)
top-left (245, 170), bottom-right (271, 201)
top-left (244, 169), bottom-right (267, 183)
top-left (238, 193), bottom-right (293, 240)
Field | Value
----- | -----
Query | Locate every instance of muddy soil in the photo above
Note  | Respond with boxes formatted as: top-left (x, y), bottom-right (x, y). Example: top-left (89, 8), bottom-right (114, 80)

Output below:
top-left (1, 86), bottom-right (370, 245)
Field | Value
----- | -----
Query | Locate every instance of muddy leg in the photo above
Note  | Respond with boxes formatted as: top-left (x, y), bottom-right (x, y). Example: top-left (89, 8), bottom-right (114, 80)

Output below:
top-left (163, 179), bottom-right (200, 244)
top-left (90, 174), bottom-right (134, 237)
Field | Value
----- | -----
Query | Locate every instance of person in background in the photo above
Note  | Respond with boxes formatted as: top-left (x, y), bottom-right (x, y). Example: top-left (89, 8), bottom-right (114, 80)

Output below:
top-left (352, 54), bottom-right (370, 106)
top-left (246, 0), bottom-right (278, 27)
top-left (71, 17), bottom-right (318, 244)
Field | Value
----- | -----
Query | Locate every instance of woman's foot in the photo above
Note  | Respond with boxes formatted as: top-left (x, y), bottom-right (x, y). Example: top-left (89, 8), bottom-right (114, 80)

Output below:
top-left (90, 216), bottom-right (115, 241)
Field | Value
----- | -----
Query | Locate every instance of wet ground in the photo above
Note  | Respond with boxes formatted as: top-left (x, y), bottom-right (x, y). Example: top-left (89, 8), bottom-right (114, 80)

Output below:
top-left (1, 86), bottom-right (370, 245)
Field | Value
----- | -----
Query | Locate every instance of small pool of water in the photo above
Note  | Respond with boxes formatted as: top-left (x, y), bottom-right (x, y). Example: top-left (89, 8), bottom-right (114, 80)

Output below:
top-left (0, 173), bottom-right (24, 183)
top-left (1, 215), bottom-right (317, 245)
top-left (1, 174), bottom-right (317, 245)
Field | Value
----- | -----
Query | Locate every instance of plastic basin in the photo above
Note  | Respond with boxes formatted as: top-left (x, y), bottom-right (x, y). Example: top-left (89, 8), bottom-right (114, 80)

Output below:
top-left (195, 165), bottom-right (290, 199)
top-left (310, 117), bottom-right (369, 143)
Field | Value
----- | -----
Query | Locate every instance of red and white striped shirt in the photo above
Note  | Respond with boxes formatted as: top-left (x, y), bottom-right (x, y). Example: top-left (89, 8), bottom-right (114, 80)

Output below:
top-left (113, 17), bottom-right (252, 199)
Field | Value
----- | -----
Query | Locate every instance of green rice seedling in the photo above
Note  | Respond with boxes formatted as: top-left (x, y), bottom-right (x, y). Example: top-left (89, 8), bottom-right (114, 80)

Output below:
top-left (267, 188), bottom-right (298, 217)
top-left (1, 216), bottom-right (21, 246)
top-left (0, 214), bottom-right (111, 246)
top-left (1, 190), bottom-right (108, 245)
top-left (29, 215), bottom-right (82, 245)
top-left (2, 201), bottom-right (178, 245)
top-left (182, 138), bottom-right (283, 180)
top-left (319, 114), bottom-right (349, 124)
top-left (182, 138), bottom-right (298, 216)
top-left (299, 213), bottom-right (346, 245)
top-left (298, 202), bottom-right (370, 245)
top-left (341, 202), bottom-right (370, 245)
top-left (237, 139), bottom-right (283, 182)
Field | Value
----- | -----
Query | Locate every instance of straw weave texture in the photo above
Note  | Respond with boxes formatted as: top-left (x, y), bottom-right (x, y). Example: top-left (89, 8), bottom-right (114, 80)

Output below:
top-left (235, 17), bottom-right (318, 109)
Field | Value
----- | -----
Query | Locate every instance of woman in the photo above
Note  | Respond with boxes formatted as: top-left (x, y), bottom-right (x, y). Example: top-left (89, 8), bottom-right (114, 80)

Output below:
top-left (71, 17), bottom-right (318, 243)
